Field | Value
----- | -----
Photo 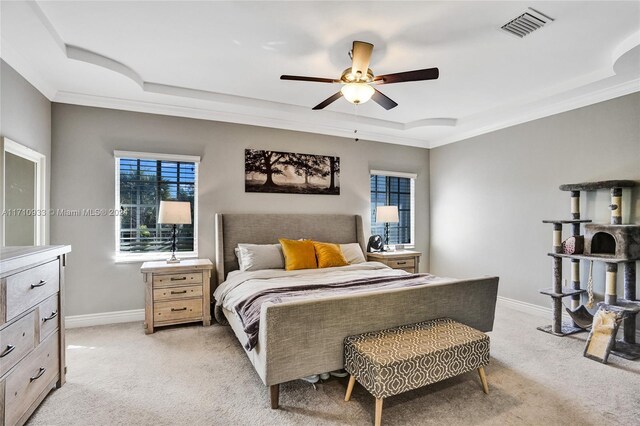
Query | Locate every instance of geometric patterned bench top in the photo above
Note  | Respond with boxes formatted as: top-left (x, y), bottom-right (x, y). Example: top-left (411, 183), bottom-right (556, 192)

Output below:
top-left (344, 318), bottom-right (490, 399)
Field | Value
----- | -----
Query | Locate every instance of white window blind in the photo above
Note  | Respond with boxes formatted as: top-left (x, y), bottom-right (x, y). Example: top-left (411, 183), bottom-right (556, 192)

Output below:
top-left (114, 151), bottom-right (200, 262)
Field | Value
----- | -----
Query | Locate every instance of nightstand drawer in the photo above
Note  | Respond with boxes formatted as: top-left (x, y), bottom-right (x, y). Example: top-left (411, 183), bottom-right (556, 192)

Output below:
top-left (388, 258), bottom-right (415, 269)
top-left (153, 285), bottom-right (203, 301)
top-left (154, 299), bottom-right (203, 323)
top-left (153, 272), bottom-right (202, 287)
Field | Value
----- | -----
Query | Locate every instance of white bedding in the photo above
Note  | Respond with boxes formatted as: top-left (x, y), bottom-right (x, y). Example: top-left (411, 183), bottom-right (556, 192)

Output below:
top-left (214, 262), bottom-right (410, 313)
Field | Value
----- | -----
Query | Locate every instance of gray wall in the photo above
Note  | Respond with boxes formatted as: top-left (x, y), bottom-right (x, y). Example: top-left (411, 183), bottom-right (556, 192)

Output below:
top-left (0, 60), bottom-right (52, 245)
top-left (430, 93), bottom-right (640, 313)
top-left (51, 103), bottom-right (430, 316)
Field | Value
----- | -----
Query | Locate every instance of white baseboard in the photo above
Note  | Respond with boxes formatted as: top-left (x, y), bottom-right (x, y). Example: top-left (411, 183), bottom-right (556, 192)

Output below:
top-left (497, 296), bottom-right (553, 318)
top-left (65, 308), bottom-right (144, 329)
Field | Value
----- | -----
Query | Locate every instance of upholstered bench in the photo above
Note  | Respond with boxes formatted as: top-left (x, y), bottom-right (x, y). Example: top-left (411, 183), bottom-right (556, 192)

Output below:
top-left (343, 318), bottom-right (490, 426)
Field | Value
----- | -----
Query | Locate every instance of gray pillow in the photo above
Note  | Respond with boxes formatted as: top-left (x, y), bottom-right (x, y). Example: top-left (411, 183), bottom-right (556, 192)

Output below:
top-left (237, 243), bottom-right (285, 271)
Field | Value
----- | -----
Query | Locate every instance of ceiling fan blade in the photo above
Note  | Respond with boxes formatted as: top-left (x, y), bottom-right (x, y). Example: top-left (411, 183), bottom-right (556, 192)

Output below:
top-left (351, 41), bottom-right (374, 78)
top-left (281, 75), bottom-right (339, 83)
top-left (312, 92), bottom-right (343, 110)
top-left (374, 67), bottom-right (439, 85)
top-left (372, 88), bottom-right (398, 110)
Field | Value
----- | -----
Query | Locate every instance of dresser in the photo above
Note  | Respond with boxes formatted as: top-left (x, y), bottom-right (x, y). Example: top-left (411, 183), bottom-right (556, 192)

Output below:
top-left (0, 245), bottom-right (71, 426)
top-left (366, 250), bottom-right (422, 273)
top-left (140, 259), bottom-right (214, 334)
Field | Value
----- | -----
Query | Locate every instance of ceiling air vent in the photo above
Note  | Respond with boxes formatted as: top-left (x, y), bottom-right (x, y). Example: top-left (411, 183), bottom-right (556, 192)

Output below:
top-left (501, 7), bottom-right (554, 38)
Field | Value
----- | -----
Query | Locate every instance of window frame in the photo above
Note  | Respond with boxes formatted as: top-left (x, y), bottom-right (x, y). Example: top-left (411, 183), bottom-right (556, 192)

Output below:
top-left (370, 170), bottom-right (416, 248)
top-left (114, 150), bottom-right (200, 263)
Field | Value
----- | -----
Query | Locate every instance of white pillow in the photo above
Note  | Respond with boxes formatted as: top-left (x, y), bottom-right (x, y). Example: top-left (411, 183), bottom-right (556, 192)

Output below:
top-left (236, 243), bottom-right (285, 271)
top-left (340, 243), bottom-right (366, 264)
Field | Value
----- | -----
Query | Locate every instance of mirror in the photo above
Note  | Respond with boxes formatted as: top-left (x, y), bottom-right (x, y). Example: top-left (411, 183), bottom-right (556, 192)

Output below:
top-left (1, 137), bottom-right (46, 246)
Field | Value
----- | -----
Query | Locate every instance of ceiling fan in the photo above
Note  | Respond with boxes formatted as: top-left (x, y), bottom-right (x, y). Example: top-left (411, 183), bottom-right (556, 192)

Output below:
top-left (280, 41), bottom-right (439, 111)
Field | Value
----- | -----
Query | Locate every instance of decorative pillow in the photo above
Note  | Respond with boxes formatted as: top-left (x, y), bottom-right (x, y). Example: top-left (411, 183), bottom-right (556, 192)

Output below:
top-left (279, 238), bottom-right (317, 271)
top-left (340, 243), bottom-right (367, 264)
top-left (313, 241), bottom-right (349, 268)
top-left (236, 243), bottom-right (284, 271)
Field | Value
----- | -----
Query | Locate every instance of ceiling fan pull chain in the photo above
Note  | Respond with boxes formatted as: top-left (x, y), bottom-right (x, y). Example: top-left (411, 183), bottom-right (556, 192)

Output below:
top-left (354, 104), bottom-right (360, 142)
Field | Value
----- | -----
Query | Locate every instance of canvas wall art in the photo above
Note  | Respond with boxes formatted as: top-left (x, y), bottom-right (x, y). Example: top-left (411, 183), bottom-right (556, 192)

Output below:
top-left (245, 149), bottom-right (340, 195)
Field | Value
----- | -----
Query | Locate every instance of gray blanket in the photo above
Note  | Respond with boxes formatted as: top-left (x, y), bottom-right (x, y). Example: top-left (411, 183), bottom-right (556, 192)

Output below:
top-left (235, 273), bottom-right (439, 350)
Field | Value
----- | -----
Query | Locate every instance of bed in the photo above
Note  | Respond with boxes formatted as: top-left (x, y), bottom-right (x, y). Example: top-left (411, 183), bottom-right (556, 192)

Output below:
top-left (213, 213), bottom-right (499, 408)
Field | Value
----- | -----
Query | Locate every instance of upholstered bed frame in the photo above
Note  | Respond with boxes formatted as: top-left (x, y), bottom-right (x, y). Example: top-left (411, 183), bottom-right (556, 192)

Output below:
top-left (214, 213), bottom-right (499, 409)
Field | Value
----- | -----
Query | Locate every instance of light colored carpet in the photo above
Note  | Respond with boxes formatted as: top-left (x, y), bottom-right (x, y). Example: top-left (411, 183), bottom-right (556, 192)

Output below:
top-left (27, 305), bottom-right (639, 425)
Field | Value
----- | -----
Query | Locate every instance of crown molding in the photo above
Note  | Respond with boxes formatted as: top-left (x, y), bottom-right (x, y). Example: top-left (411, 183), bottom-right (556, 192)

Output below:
top-left (429, 77), bottom-right (640, 148)
top-left (53, 91), bottom-right (432, 148)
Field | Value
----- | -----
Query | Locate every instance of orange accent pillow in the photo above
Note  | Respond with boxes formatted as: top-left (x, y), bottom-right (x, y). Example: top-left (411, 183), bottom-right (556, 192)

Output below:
top-left (313, 241), bottom-right (349, 268)
top-left (279, 238), bottom-right (318, 271)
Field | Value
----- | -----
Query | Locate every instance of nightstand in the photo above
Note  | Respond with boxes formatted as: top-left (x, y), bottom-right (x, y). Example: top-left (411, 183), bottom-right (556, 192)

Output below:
top-left (367, 250), bottom-right (422, 273)
top-left (140, 259), bottom-right (214, 334)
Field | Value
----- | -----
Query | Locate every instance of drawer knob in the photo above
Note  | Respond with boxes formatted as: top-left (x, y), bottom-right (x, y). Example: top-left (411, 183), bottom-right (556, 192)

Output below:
top-left (30, 367), bottom-right (46, 382)
top-left (397, 261), bottom-right (407, 265)
top-left (170, 277), bottom-right (187, 281)
top-left (171, 307), bottom-right (188, 312)
top-left (31, 280), bottom-right (47, 289)
top-left (0, 345), bottom-right (15, 358)
top-left (171, 290), bottom-right (187, 295)
top-left (43, 311), bottom-right (58, 322)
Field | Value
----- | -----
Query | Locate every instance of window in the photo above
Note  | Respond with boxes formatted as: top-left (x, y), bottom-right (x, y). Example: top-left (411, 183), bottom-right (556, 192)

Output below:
top-left (370, 170), bottom-right (416, 246)
top-left (114, 151), bottom-right (199, 262)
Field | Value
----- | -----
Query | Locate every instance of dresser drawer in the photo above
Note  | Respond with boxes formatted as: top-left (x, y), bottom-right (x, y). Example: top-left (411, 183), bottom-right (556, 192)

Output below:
top-left (38, 295), bottom-right (59, 343)
top-left (5, 331), bottom-right (59, 426)
top-left (153, 285), bottom-right (203, 302)
top-left (6, 260), bottom-right (59, 323)
top-left (387, 258), bottom-right (415, 269)
top-left (0, 311), bottom-right (37, 377)
top-left (154, 299), bottom-right (202, 323)
top-left (153, 272), bottom-right (202, 288)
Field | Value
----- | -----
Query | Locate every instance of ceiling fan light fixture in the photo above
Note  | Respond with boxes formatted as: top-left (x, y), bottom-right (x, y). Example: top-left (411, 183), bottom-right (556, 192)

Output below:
top-left (341, 83), bottom-right (375, 105)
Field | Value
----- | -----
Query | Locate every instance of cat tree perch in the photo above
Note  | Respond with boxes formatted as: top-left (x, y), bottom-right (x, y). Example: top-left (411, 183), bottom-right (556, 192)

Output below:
top-left (539, 180), bottom-right (640, 361)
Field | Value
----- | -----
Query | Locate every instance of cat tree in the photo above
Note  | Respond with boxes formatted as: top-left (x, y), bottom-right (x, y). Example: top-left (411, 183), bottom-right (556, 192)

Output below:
top-left (539, 180), bottom-right (640, 360)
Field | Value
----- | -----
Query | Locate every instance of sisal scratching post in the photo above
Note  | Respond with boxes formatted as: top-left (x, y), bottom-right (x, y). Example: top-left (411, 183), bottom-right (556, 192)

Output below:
top-left (605, 263), bottom-right (618, 305)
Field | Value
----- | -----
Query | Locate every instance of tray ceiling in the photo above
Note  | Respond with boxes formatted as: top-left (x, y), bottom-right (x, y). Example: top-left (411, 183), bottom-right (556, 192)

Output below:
top-left (1, 1), bottom-right (639, 148)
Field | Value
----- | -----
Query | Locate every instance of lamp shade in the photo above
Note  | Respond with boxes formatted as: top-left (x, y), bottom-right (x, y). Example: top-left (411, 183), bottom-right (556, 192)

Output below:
top-left (340, 83), bottom-right (375, 104)
top-left (376, 205), bottom-right (399, 223)
top-left (158, 201), bottom-right (192, 225)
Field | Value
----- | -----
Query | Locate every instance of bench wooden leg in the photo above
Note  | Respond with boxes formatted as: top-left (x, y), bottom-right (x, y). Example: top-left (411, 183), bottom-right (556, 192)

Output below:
top-left (375, 398), bottom-right (384, 426)
top-left (270, 384), bottom-right (279, 409)
top-left (345, 375), bottom-right (356, 402)
top-left (478, 367), bottom-right (489, 394)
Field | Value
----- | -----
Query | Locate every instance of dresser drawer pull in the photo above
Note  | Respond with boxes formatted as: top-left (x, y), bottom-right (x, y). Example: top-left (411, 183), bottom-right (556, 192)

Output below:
top-left (30, 367), bottom-right (46, 382)
top-left (43, 311), bottom-right (58, 322)
top-left (170, 277), bottom-right (187, 281)
top-left (31, 280), bottom-right (47, 289)
top-left (0, 344), bottom-right (15, 358)
top-left (170, 290), bottom-right (187, 295)
top-left (396, 261), bottom-right (407, 265)
top-left (171, 307), bottom-right (188, 312)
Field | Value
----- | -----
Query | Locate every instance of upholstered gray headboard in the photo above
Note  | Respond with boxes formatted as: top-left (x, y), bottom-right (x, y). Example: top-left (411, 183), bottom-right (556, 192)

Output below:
top-left (214, 213), bottom-right (365, 284)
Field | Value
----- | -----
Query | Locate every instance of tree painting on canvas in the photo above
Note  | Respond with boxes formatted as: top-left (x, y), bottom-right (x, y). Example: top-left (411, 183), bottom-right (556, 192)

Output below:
top-left (245, 149), bottom-right (340, 195)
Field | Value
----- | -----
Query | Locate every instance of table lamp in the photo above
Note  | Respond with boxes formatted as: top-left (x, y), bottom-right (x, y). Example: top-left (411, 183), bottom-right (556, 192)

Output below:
top-left (376, 205), bottom-right (399, 251)
top-left (158, 200), bottom-right (192, 263)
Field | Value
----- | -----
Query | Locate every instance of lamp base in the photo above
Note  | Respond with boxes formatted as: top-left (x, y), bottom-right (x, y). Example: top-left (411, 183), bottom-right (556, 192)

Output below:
top-left (166, 253), bottom-right (180, 264)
